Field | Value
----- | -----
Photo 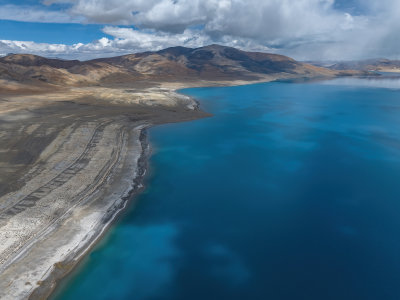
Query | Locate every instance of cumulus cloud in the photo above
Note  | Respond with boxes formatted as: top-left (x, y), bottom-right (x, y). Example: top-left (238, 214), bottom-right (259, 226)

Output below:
top-left (0, 4), bottom-right (82, 23)
top-left (0, 26), bottom-right (271, 60)
top-left (0, 28), bottom-right (209, 60)
top-left (1, 0), bottom-right (400, 60)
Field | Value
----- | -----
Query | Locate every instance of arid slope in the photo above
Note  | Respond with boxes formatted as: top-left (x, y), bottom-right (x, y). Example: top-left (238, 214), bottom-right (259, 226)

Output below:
top-left (0, 44), bottom-right (360, 93)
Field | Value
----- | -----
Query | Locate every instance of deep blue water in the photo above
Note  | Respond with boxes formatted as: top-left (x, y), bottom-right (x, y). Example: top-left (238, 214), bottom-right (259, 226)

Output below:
top-left (54, 78), bottom-right (400, 300)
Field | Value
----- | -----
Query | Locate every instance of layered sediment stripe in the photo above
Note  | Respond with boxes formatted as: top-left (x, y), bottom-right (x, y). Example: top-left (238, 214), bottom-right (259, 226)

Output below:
top-left (0, 121), bottom-right (112, 222)
top-left (0, 120), bottom-right (127, 270)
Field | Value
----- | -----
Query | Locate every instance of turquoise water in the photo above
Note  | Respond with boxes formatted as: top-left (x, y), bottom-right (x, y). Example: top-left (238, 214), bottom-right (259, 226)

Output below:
top-left (55, 78), bottom-right (400, 300)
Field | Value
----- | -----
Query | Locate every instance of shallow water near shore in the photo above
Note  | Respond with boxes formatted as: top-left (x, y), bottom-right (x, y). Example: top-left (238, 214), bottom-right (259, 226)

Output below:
top-left (54, 79), bottom-right (400, 300)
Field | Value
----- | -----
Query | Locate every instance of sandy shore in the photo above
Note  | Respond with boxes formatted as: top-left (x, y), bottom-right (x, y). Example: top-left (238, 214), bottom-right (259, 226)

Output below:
top-left (0, 85), bottom-right (209, 299)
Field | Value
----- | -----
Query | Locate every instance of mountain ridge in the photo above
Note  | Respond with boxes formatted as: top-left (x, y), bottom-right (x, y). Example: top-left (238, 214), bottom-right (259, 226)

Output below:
top-left (0, 44), bottom-right (366, 92)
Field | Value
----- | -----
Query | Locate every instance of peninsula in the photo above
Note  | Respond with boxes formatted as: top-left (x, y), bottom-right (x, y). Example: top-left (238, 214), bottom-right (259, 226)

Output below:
top-left (0, 45), bottom-right (363, 299)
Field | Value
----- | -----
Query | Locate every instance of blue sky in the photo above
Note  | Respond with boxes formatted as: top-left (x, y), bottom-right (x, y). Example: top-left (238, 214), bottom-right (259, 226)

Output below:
top-left (0, 0), bottom-right (399, 61)
top-left (0, 20), bottom-right (109, 44)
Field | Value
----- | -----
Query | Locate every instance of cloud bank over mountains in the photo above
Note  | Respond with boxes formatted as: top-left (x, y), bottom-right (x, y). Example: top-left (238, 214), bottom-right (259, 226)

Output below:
top-left (1, 0), bottom-right (400, 60)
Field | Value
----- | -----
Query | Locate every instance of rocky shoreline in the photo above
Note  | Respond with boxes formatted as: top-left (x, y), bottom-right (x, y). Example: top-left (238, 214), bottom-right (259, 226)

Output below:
top-left (0, 87), bottom-right (208, 300)
top-left (29, 125), bottom-right (151, 300)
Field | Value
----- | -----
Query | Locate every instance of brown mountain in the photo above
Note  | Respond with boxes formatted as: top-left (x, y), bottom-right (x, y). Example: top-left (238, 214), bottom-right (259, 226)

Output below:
top-left (0, 44), bottom-right (360, 91)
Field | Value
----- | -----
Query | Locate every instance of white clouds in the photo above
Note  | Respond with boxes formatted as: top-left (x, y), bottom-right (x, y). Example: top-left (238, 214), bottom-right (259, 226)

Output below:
top-left (0, 4), bottom-right (82, 23)
top-left (0, 28), bottom-right (207, 60)
top-left (42, 0), bottom-right (352, 38)
top-left (0, 26), bottom-right (270, 60)
top-left (0, 38), bottom-right (119, 60)
top-left (0, 40), bottom-right (66, 54)
top-left (1, 0), bottom-right (400, 60)
top-left (102, 26), bottom-right (211, 50)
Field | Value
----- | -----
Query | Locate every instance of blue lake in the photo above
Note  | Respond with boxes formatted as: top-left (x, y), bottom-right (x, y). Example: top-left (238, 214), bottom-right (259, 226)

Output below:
top-left (54, 78), bottom-right (400, 300)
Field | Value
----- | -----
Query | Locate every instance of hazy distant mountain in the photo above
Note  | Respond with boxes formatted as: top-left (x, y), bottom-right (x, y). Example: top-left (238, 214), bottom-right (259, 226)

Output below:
top-left (328, 59), bottom-right (400, 73)
top-left (0, 44), bottom-right (362, 90)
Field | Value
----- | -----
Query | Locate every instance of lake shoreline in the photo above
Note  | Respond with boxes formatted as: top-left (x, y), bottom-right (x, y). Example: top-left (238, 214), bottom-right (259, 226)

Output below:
top-left (45, 98), bottom-right (208, 300)
top-left (30, 125), bottom-right (151, 300)
top-left (0, 85), bottom-right (210, 299)
top-left (54, 78), bottom-right (400, 300)
top-left (0, 74), bottom-right (346, 300)
top-left (26, 76), bottom-right (328, 300)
